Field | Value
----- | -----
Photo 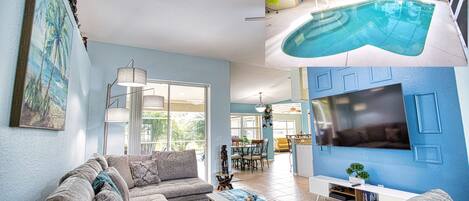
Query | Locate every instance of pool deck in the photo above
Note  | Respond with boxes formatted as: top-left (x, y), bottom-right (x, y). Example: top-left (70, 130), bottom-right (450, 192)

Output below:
top-left (266, 0), bottom-right (468, 67)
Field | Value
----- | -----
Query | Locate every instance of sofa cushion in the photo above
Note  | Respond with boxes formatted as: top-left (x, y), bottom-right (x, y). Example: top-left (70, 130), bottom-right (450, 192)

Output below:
top-left (46, 177), bottom-right (94, 201)
top-left (107, 155), bottom-right (135, 188)
top-left (408, 189), bottom-right (453, 201)
top-left (87, 159), bottom-right (104, 173)
top-left (94, 183), bottom-right (124, 201)
top-left (129, 194), bottom-right (167, 201)
top-left (60, 159), bottom-right (102, 184)
top-left (106, 167), bottom-right (130, 201)
top-left (166, 194), bottom-right (209, 201)
top-left (152, 150), bottom-right (198, 181)
top-left (130, 160), bottom-right (161, 187)
top-left (129, 178), bottom-right (213, 199)
top-left (129, 154), bottom-right (152, 162)
top-left (94, 153), bottom-right (109, 170)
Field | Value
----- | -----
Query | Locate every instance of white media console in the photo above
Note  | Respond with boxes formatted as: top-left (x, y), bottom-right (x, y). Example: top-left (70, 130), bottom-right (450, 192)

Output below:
top-left (309, 175), bottom-right (419, 201)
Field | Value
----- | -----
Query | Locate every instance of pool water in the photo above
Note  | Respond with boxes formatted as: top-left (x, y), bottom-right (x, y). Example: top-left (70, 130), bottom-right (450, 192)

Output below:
top-left (282, 0), bottom-right (435, 58)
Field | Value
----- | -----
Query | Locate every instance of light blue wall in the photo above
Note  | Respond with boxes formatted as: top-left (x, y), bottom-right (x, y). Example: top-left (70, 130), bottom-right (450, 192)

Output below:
top-left (230, 103), bottom-right (274, 160)
top-left (86, 41), bottom-right (231, 184)
top-left (300, 101), bottom-right (311, 133)
top-left (0, 0), bottom-right (91, 200)
top-left (308, 67), bottom-right (469, 201)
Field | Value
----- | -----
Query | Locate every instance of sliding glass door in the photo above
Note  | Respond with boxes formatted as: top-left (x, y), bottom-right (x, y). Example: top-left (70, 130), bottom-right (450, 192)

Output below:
top-left (127, 81), bottom-right (208, 180)
top-left (168, 84), bottom-right (207, 180)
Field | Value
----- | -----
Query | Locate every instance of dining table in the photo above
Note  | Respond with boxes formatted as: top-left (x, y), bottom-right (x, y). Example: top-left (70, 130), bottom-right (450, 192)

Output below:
top-left (231, 144), bottom-right (256, 170)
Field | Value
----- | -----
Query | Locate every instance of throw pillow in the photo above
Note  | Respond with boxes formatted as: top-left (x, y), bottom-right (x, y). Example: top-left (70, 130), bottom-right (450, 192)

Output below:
top-left (107, 155), bottom-right (135, 188)
top-left (106, 167), bottom-right (130, 201)
top-left (92, 171), bottom-right (121, 196)
top-left (385, 128), bottom-right (401, 142)
top-left (94, 183), bottom-right (124, 201)
top-left (129, 160), bottom-right (161, 187)
top-left (152, 150), bottom-right (198, 181)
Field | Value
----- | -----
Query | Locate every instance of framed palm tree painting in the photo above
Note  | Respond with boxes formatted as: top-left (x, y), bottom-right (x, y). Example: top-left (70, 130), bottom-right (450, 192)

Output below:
top-left (10, 0), bottom-right (74, 130)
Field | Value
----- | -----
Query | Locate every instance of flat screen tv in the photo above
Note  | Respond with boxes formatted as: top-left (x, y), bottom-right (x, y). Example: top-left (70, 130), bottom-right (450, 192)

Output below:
top-left (312, 83), bottom-right (410, 150)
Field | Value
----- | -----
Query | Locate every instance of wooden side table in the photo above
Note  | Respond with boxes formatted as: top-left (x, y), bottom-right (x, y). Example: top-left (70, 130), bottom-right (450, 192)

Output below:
top-left (216, 172), bottom-right (234, 191)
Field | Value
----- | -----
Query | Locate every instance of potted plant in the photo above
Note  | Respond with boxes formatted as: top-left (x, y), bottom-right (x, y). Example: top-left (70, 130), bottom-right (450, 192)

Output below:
top-left (346, 163), bottom-right (370, 185)
top-left (241, 135), bottom-right (250, 144)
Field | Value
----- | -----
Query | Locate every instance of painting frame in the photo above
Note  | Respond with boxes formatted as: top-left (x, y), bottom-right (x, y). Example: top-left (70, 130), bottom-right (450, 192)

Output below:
top-left (10, 0), bottom-right (75, 131)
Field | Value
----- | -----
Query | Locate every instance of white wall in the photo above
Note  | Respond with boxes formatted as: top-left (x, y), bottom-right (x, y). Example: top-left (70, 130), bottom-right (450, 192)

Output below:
top-left (85, 41), bottom-right (231, 183)
top-left (0, 0), bottom-right (91, 200)
top-left (455, 66), bottom-right (469, 164)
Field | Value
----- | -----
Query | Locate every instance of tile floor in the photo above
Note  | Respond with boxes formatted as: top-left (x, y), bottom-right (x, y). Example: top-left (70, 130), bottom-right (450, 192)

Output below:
top-left (265, 0), bottom-right (467, 67)
top-left (231, 153), bottom-right (337, 201)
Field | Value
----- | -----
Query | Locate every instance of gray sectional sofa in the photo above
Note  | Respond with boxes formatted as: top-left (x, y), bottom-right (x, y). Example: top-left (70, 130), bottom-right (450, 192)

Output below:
top-left (46, 150), bottom-right (213, 201)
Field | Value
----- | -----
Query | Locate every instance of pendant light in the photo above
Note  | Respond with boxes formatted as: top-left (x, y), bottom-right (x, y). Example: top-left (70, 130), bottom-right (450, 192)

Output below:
top-left (255, 92), bottom-right (266, 112)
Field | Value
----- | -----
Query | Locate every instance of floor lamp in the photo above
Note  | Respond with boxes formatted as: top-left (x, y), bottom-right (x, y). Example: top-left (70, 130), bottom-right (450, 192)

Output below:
top-left (103, 59), bottom-right (164, 155)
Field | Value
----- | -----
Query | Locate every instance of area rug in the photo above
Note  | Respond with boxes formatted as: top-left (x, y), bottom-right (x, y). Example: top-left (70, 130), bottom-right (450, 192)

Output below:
top-left (218, 189), bottom-right (266, 201)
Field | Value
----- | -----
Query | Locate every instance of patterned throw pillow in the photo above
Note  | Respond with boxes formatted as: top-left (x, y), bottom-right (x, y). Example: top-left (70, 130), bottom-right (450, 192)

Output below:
top-left (129, 160), bottom-right (161, 187)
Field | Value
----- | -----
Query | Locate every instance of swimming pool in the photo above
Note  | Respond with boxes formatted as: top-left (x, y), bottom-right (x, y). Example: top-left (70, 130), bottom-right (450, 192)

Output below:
top-left (282, 0), bottom-right (435, 58)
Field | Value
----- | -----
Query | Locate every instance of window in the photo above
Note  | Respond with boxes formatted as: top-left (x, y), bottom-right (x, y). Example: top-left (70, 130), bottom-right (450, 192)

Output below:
top-left (273, 120), bottom-right (296, 138)
top-left (230, 115), bottom-right (262, 140)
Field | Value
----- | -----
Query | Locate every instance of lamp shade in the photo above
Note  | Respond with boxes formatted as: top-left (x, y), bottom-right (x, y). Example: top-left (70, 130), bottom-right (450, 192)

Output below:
top-left (143, 95), bottom-right (164, 109)
top-left (105, 108), bottom-right (130, 122)
top-left (117, 67), bottom-right (147, 87)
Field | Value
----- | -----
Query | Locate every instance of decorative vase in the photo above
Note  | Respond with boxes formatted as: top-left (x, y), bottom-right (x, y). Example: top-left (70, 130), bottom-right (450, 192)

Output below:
top-left (349, 176), bottom-right (365, 185)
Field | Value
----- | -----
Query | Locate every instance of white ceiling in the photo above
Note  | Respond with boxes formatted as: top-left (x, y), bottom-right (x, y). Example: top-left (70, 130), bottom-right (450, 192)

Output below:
top-left (78, 0), bottom-right (265, 65)
top-left (230, 62), bottom-right (292, 104)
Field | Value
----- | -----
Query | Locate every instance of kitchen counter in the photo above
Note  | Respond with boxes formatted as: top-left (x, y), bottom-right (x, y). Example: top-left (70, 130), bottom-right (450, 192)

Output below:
top-left (292, 141), bottom-right (313, 177)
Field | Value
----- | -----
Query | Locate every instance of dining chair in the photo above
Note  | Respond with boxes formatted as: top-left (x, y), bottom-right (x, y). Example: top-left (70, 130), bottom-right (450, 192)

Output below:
top-left (261, 138), bottom-right (269, 168)
top-left (231, 138), bottom-right (242, 168)
top-left (245, 139), bottom-right (264, 172)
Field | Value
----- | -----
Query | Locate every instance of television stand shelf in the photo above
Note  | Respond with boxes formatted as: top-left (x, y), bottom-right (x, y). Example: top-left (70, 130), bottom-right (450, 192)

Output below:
top-left (309, 175), bottom-right (419, 201)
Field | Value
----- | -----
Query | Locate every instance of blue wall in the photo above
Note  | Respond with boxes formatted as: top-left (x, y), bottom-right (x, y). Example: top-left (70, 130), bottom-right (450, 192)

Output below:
top-left (0, 0), bottom-right (91, 200)
top-left (230, 103), bottom-right (274, 160)
top-left (308, 67), bottom-right (469, 201)
top-left (86, 41), bottom-right (231, 184)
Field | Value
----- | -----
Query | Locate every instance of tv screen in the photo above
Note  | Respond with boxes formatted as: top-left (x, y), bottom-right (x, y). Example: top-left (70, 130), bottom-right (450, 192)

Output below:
top-left (312, 84), bottom-right (410, 150)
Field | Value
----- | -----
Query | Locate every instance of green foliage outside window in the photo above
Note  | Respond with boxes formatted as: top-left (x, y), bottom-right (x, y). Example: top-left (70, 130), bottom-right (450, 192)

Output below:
top-left (142, 111), bottom-right (205, 153)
